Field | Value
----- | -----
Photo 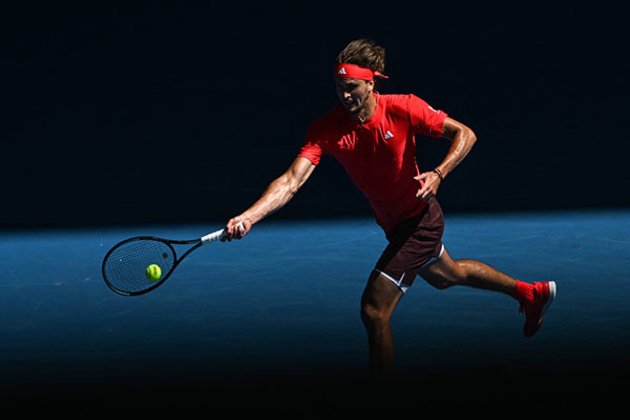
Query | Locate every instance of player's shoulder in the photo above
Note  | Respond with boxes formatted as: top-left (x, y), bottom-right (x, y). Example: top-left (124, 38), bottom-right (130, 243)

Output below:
top-left (380, 93), bottom-right (424, 106)
top-left (306, 104), bottom-right (345, 139)
top-left (309, 104), bottom-right (345, 130)
top-left (380, 93), bottom-right (423, 115)
top-left (316, 103), bottom-right (344, 120)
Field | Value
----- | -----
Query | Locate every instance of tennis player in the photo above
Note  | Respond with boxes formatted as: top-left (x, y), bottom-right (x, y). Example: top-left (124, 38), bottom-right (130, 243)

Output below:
top-left (222, 39), bottom-right (556, 377)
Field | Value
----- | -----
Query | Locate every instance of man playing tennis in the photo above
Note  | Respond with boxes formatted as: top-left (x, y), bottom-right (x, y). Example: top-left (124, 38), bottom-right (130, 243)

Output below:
top-left (222, 39), bottom-right (556, 377)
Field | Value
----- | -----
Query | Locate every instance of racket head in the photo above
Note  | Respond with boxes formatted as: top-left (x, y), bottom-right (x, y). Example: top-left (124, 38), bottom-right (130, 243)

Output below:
top-left (102, 236), bottom-right (181, 296)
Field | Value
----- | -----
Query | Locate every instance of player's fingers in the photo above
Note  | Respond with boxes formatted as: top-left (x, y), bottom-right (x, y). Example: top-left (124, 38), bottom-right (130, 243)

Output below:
top-left (229, 228), bottom-right (241, 240)
top-left (223, 219), bottom-right (240, 241)
top-left (236, 221), bottom-right (246, 235)
top-left (414, 174), bottom-right (428, 188)
top-left (416, 184), bottom-right (434, 201)
top-left (230, 220), bottom-right (247, 240)
top-left (416, 183), bottom-right (428, 197)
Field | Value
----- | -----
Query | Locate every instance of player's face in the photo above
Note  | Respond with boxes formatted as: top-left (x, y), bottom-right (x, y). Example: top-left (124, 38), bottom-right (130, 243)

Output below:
top-left (335, 78), bottom-right (373, 113)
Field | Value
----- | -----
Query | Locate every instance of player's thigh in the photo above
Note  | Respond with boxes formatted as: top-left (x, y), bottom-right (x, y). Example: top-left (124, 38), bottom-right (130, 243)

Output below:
top-left (361, 271), bottom-right (403, 320)
top-left (417, 248), bottom-right (466, 289)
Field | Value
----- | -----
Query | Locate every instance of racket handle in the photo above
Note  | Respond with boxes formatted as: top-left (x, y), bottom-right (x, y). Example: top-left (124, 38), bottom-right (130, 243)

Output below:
top-left (201, 229), bottom-right (225, 243)
top-left (200, 222), bottom-right (245, 244)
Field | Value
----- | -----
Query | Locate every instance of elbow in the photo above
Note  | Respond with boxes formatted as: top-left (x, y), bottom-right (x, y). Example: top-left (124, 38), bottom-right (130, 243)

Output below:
top-left (278, 174), bottom-right (300, 197)
top-left (467, 126), bottom-right (477, 144)
top-left (289, 175), bottom-right (307, 196)
top-left (466, 127), bottom-right (477, 149)
top-left (288, 182), bottom-right (299, 197)
top-left (285, 173), bottom-right (307, 197)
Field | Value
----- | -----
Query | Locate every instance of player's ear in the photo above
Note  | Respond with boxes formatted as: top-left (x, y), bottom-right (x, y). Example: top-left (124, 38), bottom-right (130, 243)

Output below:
top-left (367, 80), bottom-right (375, 92)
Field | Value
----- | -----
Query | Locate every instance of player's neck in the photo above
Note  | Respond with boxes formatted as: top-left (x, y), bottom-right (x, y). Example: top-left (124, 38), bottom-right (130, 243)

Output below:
top-left (355, 92), bottom-right (377, 124)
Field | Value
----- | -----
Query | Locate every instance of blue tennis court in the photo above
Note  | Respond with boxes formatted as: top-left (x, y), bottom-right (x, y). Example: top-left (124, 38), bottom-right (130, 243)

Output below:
top-left (1, 209), bottom-right (629, 415)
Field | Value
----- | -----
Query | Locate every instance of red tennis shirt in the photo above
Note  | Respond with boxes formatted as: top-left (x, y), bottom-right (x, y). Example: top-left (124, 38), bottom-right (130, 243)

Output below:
top-left (297, 92), bottom-right (447, 234)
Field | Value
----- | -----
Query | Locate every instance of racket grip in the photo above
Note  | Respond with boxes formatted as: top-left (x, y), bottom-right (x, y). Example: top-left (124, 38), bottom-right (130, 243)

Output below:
top-left (201, 222), bottom-right (245, 243)
top-left (201, 229), bottom-right (225, 243)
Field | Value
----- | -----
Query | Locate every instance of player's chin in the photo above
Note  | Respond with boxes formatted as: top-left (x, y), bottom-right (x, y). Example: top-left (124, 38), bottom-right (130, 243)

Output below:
top-left (342, 101), bottom-right (358, 112)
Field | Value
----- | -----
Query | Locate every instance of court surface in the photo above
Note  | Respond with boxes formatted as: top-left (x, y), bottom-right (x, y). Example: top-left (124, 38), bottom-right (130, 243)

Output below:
top-left (1, 209), bottom-right (629, 415)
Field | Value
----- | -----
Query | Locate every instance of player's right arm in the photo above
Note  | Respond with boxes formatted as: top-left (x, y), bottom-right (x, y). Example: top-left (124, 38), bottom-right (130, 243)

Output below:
top-left (222, 157), bottom-right (316, 240)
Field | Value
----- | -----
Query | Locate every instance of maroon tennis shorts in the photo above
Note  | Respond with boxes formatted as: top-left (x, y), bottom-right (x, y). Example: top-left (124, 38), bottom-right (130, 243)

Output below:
top-left (374, 198), bottom-right (445, 293)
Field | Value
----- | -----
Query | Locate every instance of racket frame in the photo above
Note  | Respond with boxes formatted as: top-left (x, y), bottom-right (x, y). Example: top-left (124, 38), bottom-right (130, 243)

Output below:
top-left (102, 228), bottom-right (226, 296)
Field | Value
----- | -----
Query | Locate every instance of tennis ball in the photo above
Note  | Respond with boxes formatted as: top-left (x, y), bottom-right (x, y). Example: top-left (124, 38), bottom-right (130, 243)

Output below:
top-left (145, 264), bottom-right (162, 282)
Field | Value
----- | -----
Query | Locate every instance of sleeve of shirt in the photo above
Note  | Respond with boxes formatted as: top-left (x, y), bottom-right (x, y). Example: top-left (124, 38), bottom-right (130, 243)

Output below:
top-left (296, 120), bottom-right (326, 166)
top-left (407, 94), bottom-right (448, 138)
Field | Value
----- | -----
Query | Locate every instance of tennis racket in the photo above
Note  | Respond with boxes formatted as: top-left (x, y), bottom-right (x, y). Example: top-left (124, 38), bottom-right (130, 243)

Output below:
top-left (102, 224), bottom-right (243, 296)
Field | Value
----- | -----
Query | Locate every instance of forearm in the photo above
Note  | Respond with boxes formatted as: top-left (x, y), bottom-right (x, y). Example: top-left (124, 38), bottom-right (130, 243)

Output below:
top-left (238, 174), bottom-right (298, 225)
top-left (223, 158), bottom-right (315, 241)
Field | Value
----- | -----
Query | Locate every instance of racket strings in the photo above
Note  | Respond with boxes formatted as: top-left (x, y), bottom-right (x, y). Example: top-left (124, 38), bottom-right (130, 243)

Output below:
top-left (103, 239), bottom-right (175, 294)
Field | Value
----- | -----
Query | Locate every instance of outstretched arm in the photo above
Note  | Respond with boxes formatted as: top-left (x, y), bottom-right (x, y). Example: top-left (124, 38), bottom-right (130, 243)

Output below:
top-left (222, 157), bottom-right (316, 241)
top-left (415, 116), bottom-right (477, 201)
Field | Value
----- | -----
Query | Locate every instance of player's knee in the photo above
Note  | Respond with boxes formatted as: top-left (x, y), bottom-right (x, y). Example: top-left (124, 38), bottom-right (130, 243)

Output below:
top-left (422, 265), bottom-right (467, 290)
top-left (431, 278), bottom-right (453, 290)
top-left (360, 303), bottom-right (389, 327)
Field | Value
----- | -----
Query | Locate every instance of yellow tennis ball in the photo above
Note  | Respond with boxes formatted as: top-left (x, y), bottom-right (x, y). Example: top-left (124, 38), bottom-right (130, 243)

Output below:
top-left (145, 264), bottom-right (162, 282)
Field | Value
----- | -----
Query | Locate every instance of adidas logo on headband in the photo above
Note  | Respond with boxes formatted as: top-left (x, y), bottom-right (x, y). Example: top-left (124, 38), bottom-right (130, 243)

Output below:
top-left (334, 63), bottom-right (388, 81)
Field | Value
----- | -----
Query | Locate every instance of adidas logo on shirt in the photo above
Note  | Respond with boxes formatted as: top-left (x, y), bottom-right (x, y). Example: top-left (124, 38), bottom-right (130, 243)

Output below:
top-left (384, 130), bottom-right (394, 140)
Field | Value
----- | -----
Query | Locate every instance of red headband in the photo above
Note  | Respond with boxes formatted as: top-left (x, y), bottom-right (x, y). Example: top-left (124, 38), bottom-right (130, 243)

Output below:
top-left (334, 63), bottom-right (389, 81)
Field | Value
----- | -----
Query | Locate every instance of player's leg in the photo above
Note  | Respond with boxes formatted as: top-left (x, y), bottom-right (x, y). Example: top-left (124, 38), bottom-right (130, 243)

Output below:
top-left (360, 270), bottom-right (404, 379)
top-left (417, 247), bottom-right (517, 294)
top-left (417, 248), bottom-right (556, 337)
top-left (359, 198), bottom-right (445, 378)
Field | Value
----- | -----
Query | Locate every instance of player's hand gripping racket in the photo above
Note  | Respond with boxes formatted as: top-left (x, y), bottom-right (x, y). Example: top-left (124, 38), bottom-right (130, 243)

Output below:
top-left (102, 223), bottom-right (244, 296)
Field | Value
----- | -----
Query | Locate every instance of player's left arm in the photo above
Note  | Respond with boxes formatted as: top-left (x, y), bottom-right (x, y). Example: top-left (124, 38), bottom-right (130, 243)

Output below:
top-left (415, 117), bottom-right (477, 201)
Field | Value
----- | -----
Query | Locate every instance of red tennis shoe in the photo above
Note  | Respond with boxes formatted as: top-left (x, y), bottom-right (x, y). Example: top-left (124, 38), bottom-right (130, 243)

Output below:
top-left (519, 281), bottom-right (556, 337)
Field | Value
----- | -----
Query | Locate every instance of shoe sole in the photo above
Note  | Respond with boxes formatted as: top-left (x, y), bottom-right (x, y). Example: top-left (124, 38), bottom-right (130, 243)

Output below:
top-left (538, 281), bottom-right (556, 321)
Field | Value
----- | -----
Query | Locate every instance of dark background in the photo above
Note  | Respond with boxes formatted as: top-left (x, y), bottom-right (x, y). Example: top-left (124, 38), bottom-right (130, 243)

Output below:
top-left (3, 4), bottom-right (627, 230)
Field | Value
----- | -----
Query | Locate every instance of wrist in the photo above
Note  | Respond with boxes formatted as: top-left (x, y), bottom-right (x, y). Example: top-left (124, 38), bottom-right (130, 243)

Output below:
top-left (239, 214), bottom-right (255, 226)
top-left (432, 168), bottom-right (444, 182)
